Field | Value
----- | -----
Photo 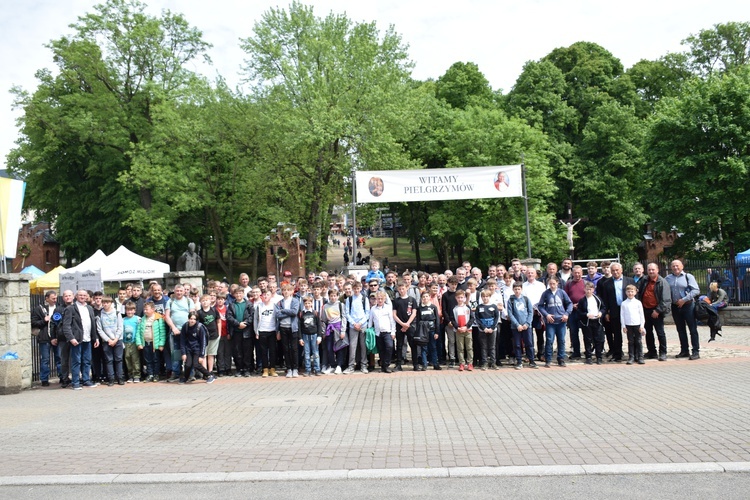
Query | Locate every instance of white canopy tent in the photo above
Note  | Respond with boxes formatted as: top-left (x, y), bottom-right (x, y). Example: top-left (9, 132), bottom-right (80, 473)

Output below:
top-left (58, 249), bottom-right (107, 277)
top-left (58, 249), bottom-right (107, 290)
top-left (100, 245), bottom-right (170, 282)
top-left (57, 247), bottom-right (169, 290)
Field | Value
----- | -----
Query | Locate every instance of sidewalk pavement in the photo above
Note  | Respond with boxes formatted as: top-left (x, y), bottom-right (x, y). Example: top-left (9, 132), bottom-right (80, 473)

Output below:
top-left (1, 325), bottom-right (749, 482)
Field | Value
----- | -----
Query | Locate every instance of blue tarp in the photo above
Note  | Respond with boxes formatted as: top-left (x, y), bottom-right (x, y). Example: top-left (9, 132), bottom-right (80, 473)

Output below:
top-left (20, 265), bottom-right (45, 277)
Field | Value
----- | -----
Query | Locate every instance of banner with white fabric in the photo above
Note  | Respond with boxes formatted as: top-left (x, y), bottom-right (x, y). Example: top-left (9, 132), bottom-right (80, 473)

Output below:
top-left (355, 165), bottom-right (523, 203)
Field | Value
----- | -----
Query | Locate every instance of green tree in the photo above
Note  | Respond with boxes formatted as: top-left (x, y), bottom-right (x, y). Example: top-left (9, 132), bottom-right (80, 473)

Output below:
top-left (8, 0), bottom-right (210, 260)
top-left (240, 1), bottom-right (424, 269)
top-left (506, 41), bottom-right (645, 259)
top-left (646, 66), bottom-right (750, 255)
top-left (570, 100), bottom-right (647, 259)
top-left (435, 61), bottom-right (494, 109)
top-left (626, 53), bottom-right (693, 117)
top-left (683, 22), bottom-right (750, 76)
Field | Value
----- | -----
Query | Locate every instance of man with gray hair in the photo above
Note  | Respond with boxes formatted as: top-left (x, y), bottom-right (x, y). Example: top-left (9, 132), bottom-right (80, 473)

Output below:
top-left (665, 260), bottom-right (700, 359)
top-left (62, 289), bottom-right (99, 390)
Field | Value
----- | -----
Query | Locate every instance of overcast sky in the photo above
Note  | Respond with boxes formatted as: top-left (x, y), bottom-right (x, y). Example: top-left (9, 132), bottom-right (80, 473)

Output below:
top-left (2, 0), bottom-right (748, 165)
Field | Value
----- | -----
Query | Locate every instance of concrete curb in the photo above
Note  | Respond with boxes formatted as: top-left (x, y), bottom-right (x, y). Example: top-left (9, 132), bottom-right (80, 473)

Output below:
top-left (1, 462), bottom-right (749, 486)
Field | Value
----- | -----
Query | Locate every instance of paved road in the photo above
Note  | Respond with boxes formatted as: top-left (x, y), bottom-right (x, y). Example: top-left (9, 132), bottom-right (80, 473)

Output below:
top-left (3, 474), bottom-right (750, 499)
top-left (1, 326), bottom-right (749, 479)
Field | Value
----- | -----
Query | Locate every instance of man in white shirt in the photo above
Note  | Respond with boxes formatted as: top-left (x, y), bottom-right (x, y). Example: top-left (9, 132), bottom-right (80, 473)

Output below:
top-left (370, 291), bottom-right (395, 373)
top-left (62, 290), bottom-right (99, 390)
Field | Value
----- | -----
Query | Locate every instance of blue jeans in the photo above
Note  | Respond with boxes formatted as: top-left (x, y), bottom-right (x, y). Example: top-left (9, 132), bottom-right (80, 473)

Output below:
top-left (302, 334), bottom-right (321, 373)
top-left (415, 343), bottom-right (428, 366)
top-left (513, 327), bottom-right (535, 363)
top-left (426, 332), bottom-right (439, 366)
top-left (69, 341), bottom-right (92, 387)
top-left (545, 322), bottom-right (567, 362)
top-left (169, 334), bottom-right (182, 376)
top-left (39, 342), bottom-right (51, 382)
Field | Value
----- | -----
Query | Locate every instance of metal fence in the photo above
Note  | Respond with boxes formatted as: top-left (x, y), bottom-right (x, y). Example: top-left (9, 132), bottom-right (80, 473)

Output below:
top-left (629, 259), bottom-right (750, 305)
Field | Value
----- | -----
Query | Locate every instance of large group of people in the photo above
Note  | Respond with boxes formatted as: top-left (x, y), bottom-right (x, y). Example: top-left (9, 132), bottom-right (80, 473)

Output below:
top-left (31, 257), bottom-right (718, 390)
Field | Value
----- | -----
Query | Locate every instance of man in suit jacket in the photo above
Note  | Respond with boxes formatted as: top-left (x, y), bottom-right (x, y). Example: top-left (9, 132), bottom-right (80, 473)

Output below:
top-left (31, 291), bottom-right (67, 386)
top-left (599, 263), bottom-right (635, 362)
top-left (62, 289), bottom-right (99, 390)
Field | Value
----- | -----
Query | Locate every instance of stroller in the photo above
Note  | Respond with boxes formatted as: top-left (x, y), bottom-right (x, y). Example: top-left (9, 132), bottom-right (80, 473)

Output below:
top-left (694, 298), bottom-right (722, 342)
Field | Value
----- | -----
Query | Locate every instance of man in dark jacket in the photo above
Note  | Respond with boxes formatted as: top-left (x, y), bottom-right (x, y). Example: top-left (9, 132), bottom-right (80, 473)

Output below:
top-left (31, 291), bottom-right (66, 386)
top-left (52, 290), bottom-right (75, 387)
top-left (62, 290), bottom-right (99, 390)
top-left (637, 263), bottom-right (672, 361)
top-left (600, 263), bottom-right (635, 362)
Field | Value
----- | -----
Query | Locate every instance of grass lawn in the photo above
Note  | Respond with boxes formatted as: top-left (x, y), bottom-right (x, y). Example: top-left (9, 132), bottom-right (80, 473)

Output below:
top-left (365, 237), bottom-right (441, 271)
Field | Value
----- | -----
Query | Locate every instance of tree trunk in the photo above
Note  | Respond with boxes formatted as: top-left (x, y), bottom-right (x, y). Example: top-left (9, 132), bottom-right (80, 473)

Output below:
top-left (389, 202), bottom-right (399, 256)
top-left (307, 195), bottom-right (321, 270)
top-left (409, 204), bottom-right (421, 270)
top-left (319, 202), bottom-right (334, 269)
top-left (250, 247), bottom-right (259, 281)
top-left (206, 206), bottom-right (231, 279)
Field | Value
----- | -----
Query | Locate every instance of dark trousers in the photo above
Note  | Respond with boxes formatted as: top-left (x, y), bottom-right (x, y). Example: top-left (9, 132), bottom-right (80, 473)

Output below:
top-left (59, 339), bottom-right (70, 382)
top-left (478, 329), bottom-right (497, 365)
top-left (258, 331), bottom-right (277, 370)
top-left (102, 340), bottom-right (124, 381)
top-left (217, 336), bottom-right (233, 372)
top-left (182, 352), bottom-right (209, 381)
top-left (472, 327), bottom-right (481, 366)
top-left (395, 329), bottom-right (409, 366)
top-left (644, 308), bottom-right (667, 355)
top-left (231, 331), bottom-right (254, 373)
top-left (91, 340), bottom-right (105, 381)
top-left (280, 327), bottom-right (299, 370)
top-left (376, 332), bottom-right (394, 370)
top-left (142, 342), bottom-right (160, 377)
top-left (626, 325), bottom-right (644, 361)
top-left (605, 311), bottom-right (624, 359)
top-left (161, 335), bottom-right (171, 376)
top-left (672, 302), bottom-right (700, 355)
top-left (533, 313), bottom-right (545, 359)
top-left (513, 328), bottom-right (535, 363)
top-left (581, 322), bottom-right (605, 359)
top-left (568, 309), bottom-right (581, 357)
top-left (496, 319), bottom-right (513, 362)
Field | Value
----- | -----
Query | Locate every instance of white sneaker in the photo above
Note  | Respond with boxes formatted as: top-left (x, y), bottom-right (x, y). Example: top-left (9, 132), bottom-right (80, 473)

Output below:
top-left (292, 369), bottom-right (299, 378)
top-left (334, 366), bottom-right (342, 375)
top-left (361, 367), bottom-right (369, 374)
top-left (325, 367), bottom-right (334, 375)
top-left (286, 370), bottom-right (293, 378)
top-left (342, 367), bottom-right (354, 374)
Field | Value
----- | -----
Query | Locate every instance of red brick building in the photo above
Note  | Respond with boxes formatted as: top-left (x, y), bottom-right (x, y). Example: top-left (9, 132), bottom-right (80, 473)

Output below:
top-left (12, 222), bottom-right (60, 273)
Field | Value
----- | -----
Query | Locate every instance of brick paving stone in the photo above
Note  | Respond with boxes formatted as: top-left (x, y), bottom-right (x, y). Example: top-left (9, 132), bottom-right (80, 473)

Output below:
top-left (1, 325), bottom-right (749, 476)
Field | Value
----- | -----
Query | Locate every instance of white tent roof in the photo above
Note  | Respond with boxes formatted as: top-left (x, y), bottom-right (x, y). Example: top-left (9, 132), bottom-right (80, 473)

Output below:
top-left (100, 246), bottom-right (170, 281)
top-left (58, 249), bottom-right (108, 277)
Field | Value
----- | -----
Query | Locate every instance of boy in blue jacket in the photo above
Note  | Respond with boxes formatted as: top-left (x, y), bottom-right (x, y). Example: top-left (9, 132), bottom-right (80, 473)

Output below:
top-left (508, 282), bottom-right (538, 369)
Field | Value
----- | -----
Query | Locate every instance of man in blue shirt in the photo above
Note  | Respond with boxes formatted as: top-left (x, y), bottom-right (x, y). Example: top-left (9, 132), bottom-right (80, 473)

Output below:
top-left (665, 260), bottom-right (701, 359)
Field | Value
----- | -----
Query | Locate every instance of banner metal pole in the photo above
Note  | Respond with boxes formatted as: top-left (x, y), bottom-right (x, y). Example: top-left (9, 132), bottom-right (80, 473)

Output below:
top-left (351, 165), bottom-right (357, 266)
top-left (522, 161), bottom-right (532, 259)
